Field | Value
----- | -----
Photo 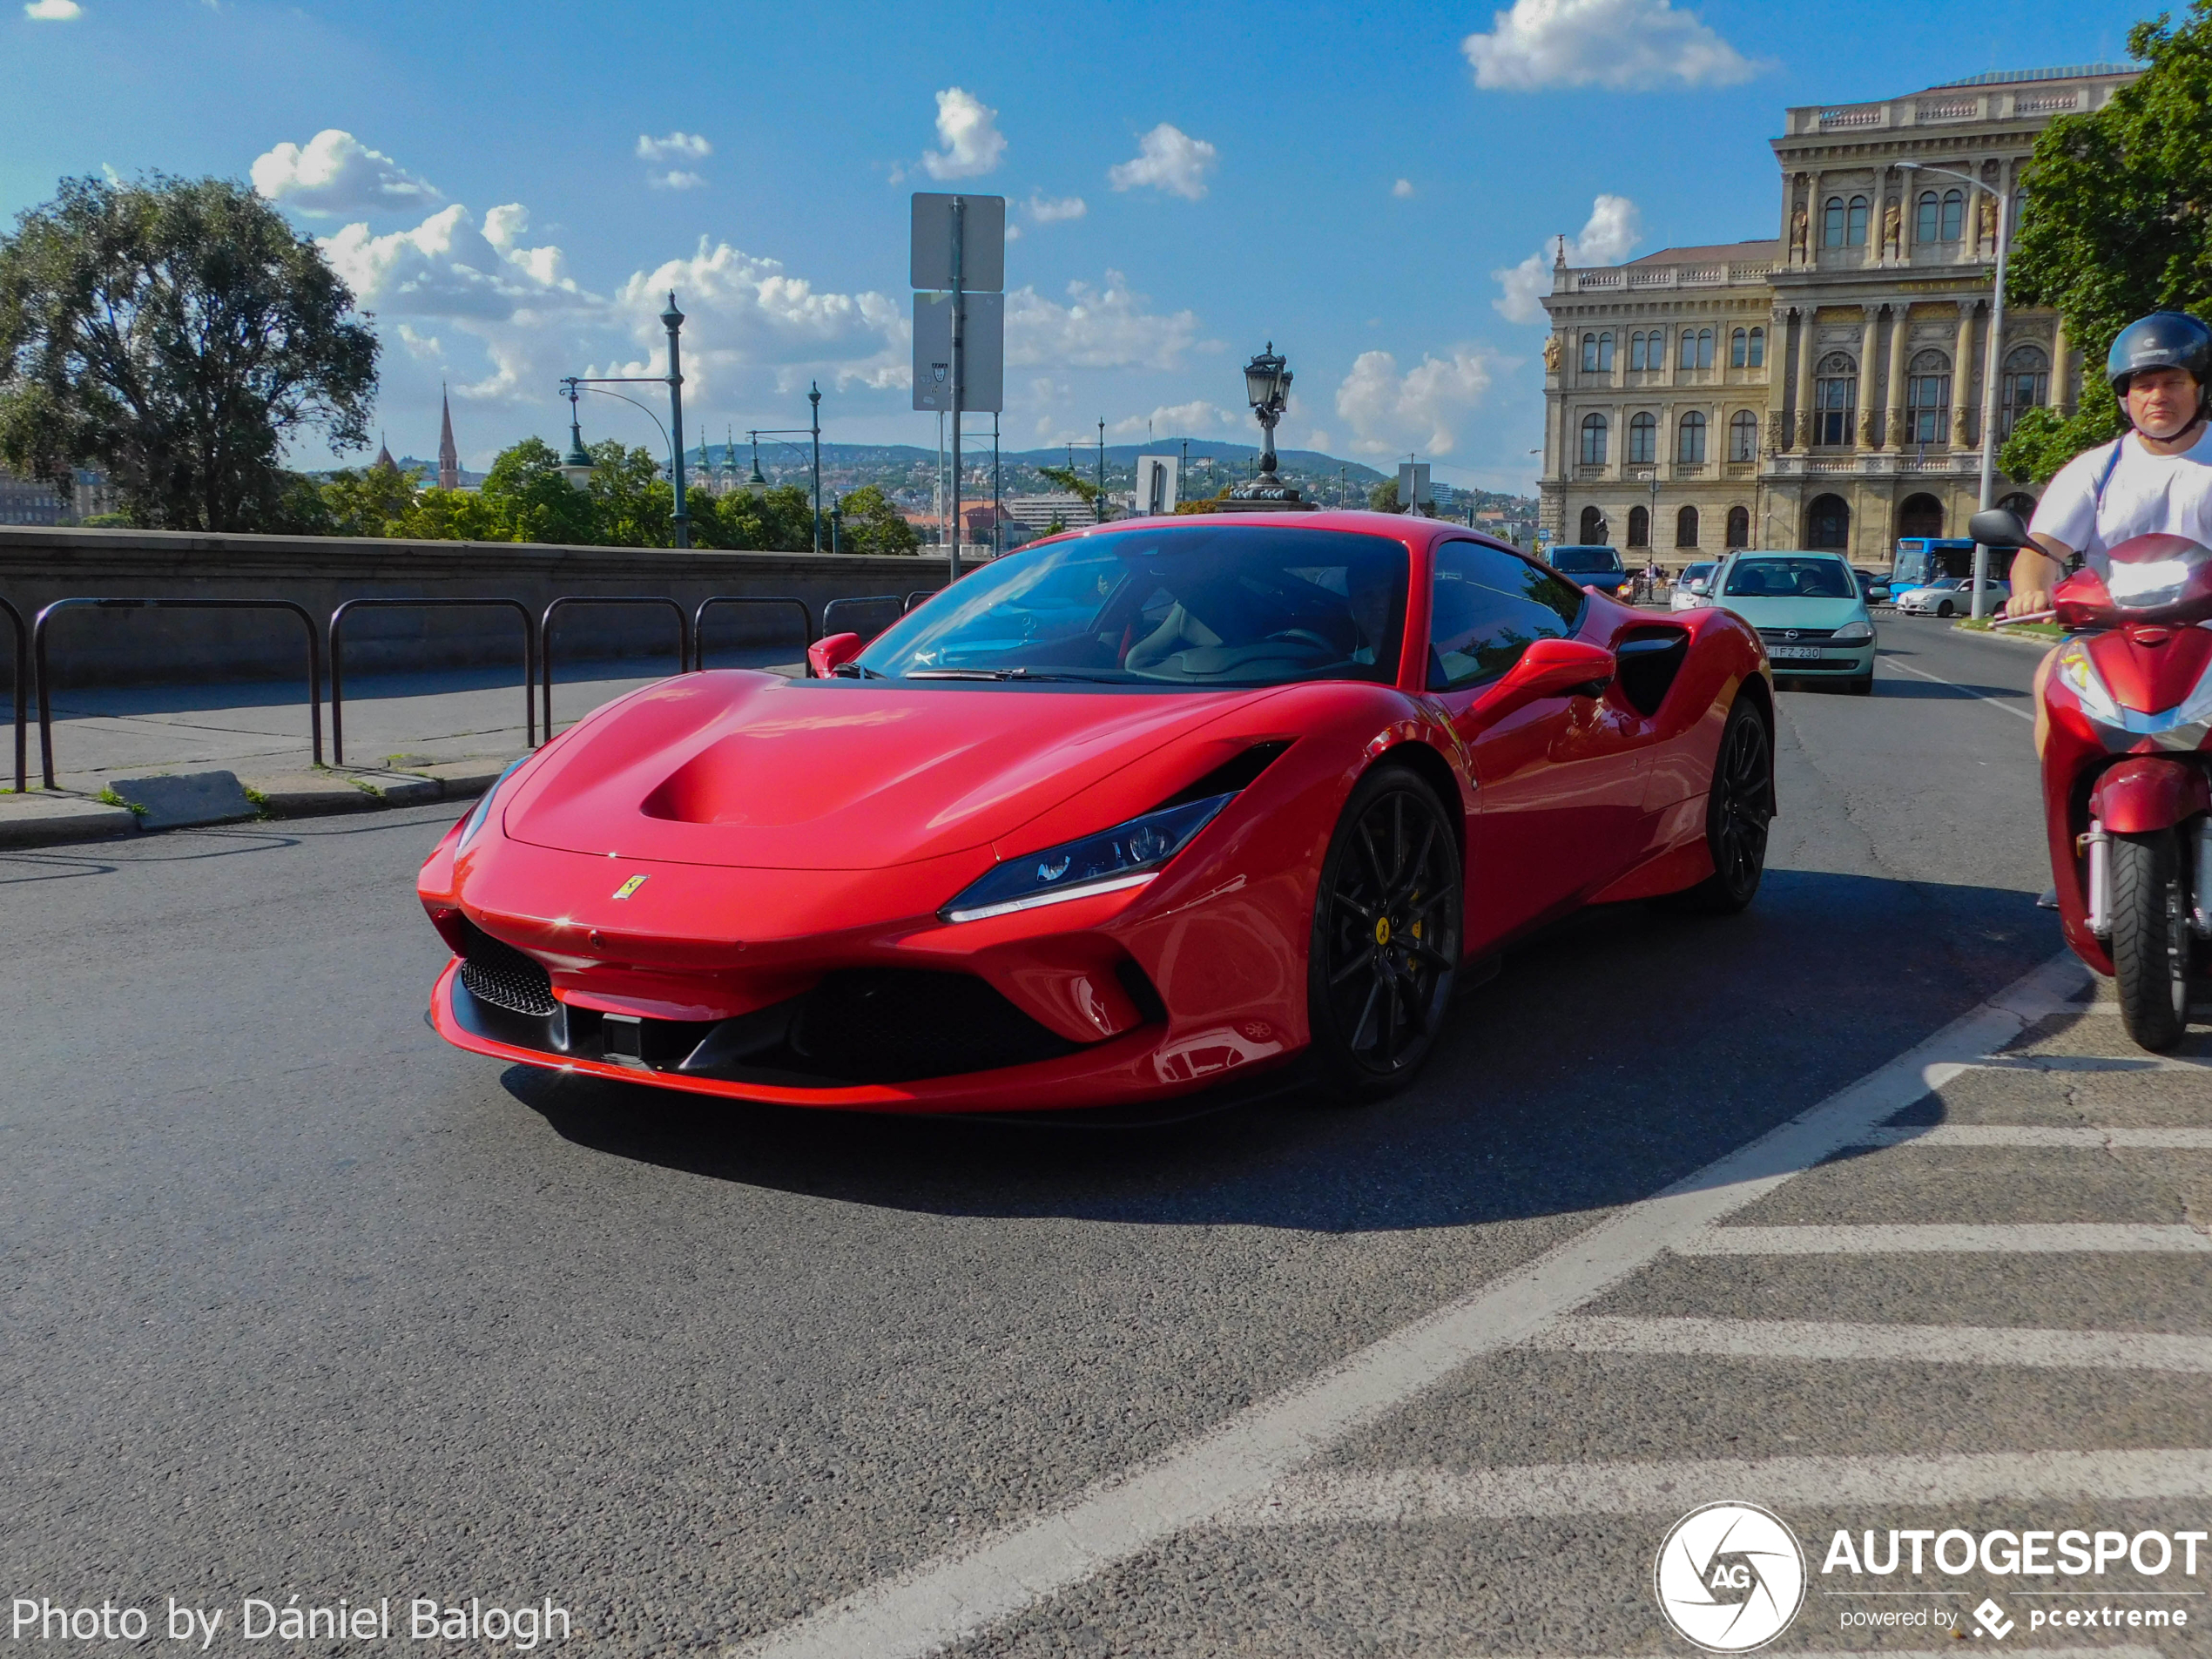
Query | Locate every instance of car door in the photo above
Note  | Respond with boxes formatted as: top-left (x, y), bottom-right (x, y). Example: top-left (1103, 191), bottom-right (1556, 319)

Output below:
top-left (1428, 541), bottom-right (1654, 948)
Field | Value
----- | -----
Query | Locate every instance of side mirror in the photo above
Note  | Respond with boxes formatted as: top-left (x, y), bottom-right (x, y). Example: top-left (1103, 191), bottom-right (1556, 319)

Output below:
top-left (1467, 637), bottom-right (1616, 726)
top-left (806, 631), bottom-right (864, 678)
top-left (1968, 508), bottom-right (2031, 550)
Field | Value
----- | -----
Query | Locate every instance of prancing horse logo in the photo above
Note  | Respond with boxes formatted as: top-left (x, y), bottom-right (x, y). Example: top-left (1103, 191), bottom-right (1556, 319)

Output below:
top-left (612, 874), bottom-right (649, 900)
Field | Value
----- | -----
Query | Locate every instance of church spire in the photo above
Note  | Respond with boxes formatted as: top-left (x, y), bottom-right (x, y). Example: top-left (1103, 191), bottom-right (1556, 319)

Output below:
top-left (437, 384), bottom-right (459, 490)
top-left (372, 431), bottom-right (398, 475)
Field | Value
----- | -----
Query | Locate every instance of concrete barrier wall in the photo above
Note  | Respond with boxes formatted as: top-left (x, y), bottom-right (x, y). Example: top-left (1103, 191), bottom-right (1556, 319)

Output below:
top-left (0, 527), bottom-right (950, 689)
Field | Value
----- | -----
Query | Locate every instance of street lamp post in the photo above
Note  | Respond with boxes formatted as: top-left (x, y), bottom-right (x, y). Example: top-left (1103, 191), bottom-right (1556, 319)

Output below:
top-left (808, 382), bottom-right (823, 555)
top-left (557, 289), bottom-right (692, 548)
top-left (1232, 342), bottom-right (1299, 502)
top-left (1902, 161), bottom-right (2013, 621)
top-left (747, 386), bottom-right (826, 552)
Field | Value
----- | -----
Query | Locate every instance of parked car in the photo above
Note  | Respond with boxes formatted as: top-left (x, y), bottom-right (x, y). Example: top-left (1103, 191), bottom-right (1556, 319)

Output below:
top-left (1894, 575), bottom-right (2008, 617)
top-left (1544, 543), bottom-right (1634, 600)
top-left (1671, 561), bottom-right (1718, 611)
top-left (1709, 549), bottom-right (1877, 695)
top-left (1851, 567), bottom-right (1892, 604)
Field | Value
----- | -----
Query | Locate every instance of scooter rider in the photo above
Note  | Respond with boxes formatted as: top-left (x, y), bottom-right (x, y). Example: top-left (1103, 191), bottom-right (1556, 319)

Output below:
top-left (2007, 309), bottom-right (2212, 750)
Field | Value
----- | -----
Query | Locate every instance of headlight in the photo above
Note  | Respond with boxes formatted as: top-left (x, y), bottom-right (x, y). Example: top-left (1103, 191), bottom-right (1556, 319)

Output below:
top-left (2055, 641), bottom-right (2123, 725)
top-left (1831, 619), bottom-right (1874, 643)
top-left (941, 792), bottom-right (1234, 923)
top-left (457, 756), bottom-right (532, 853)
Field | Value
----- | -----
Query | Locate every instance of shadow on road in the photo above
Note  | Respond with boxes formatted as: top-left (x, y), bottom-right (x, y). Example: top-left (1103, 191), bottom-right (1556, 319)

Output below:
top-left (509, 868), bottom-right (2060, 1235)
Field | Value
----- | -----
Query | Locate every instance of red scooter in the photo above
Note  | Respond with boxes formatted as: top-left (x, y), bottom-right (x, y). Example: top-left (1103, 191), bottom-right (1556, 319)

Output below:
top-left (1973, 509), bottom-right (2212, 1049)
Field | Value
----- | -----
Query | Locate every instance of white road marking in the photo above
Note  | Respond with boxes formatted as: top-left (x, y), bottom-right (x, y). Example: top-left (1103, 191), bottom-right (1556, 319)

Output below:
top-left (1884, 654), bottom-right (2038, 721)
top-left (1225, 1448), bottom-right (2212, 1525)
top-left (725, 953), bottom-right (2090, 1659)
top-left (1855, 1124), bottom-right (2212, 1149)
top-left (1527, 1315), bottom-right (2212, 1372)
top-left (1680, 1224), bottom-right (2212, 1255)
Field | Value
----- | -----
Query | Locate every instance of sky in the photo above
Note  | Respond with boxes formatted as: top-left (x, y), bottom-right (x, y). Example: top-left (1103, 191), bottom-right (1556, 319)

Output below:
top-left (0, 0), bottom-right (2160, 493)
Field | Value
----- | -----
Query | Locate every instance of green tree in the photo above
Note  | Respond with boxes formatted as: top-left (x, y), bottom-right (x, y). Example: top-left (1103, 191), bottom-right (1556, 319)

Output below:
top-left (389, 486), bottom-right (502, 542)
top-left (711, 482), bottom-right (817, 551)
top-left (837, 484), bottom-right (920, 555)
top-left (1037, 463), bottom-right (1109, 523)
top-left (320, 463), bottom-right (422, 537)
top-left (479, 436), bottom-right (596, 544)
top-left (0, 173), bottom-right (378, 530)
top-left (583, 440), bottom-right (671, 547)
top-left (2001, 3), bottom-right (2212, 481)
top-left (1368, 478), bottom-right (1401, 512)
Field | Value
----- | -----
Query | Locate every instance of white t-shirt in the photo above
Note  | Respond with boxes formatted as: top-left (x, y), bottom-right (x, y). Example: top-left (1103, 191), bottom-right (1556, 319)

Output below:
top-left (2030, 423), bottom-right (2212, 573)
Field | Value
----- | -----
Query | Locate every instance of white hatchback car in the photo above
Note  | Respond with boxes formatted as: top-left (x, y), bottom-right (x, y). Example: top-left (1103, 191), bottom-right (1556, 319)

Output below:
top-left (1670, 561), bottom-right (1718, 611)
top-left (1895, 576), bottom-right (2009, 617)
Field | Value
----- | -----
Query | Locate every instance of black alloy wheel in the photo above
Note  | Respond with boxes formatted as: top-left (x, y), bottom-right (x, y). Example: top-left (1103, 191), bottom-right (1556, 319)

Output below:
top-left (1938, 599), bottom-right (1957, 617)
top-left (1308, 765), bottom-right (1462, 1101)
top-left (1674, 696), bottom-right (1772, 914)
top-left (2109, 827), bottom-right (2193, 1052)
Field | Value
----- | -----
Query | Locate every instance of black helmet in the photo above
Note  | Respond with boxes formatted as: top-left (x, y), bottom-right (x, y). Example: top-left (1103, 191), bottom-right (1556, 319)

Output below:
top-left (2106, 309), bottom-right (2212, 396)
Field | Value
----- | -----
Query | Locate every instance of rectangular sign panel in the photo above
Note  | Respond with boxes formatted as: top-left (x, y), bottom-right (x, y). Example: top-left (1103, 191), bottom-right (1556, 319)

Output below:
top-left (911, 290), bottom-right (1004, 412)
top-left (1135, 455), bottom-right (1179, 516)
top-left (1397, 462), bottom-right (1433, 510)
top-left (910, 193), bottom-right (1006, 293)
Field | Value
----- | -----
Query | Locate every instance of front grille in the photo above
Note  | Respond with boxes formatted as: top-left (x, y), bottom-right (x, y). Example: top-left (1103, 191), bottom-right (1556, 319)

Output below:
top-left (459, 923), bottom-right (557, 1016)
top-left (1757, 626), bottom-right (1837, 642)
top-left (785, 969), bottom-right (1077, 1082)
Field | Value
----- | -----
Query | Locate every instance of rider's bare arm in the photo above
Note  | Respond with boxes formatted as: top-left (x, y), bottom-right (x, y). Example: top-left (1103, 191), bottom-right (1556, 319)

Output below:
top-left (2006, 534), bottom-right (2072, 617)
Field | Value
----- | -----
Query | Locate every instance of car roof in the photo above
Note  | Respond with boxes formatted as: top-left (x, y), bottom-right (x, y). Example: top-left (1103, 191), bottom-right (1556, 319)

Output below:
top-left (1728, 549), bottom-right (1848, 561)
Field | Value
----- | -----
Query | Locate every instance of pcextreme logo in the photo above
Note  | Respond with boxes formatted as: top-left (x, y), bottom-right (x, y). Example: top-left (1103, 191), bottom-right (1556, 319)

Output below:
top-left (1656, 1502), bottom-right (1808, 1652)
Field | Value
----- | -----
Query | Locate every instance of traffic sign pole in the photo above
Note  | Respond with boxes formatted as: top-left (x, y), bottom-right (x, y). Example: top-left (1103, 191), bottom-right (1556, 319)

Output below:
top-left (950, 197), bottom-right (964, 586)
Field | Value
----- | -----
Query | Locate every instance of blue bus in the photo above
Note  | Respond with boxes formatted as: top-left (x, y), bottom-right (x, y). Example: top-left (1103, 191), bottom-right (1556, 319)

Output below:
top-left (1891, 536), bottom-right (1984, 597)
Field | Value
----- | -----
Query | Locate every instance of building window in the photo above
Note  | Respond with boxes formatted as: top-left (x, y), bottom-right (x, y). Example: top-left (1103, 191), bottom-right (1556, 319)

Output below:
top-left (1582, 333), bottom-right (1599, 373)
top-left (1676, 505), bottom-right (1700, 548)
top-left (1629, 331), bottom-right (1646, 372)
top-left (1677, 327), bottom-right (1714, 371)
top-left (1598, 332), bottom-right (1615, 370)
top-left (1814, 351), bottom-right (1857, 446)
top-left (1677, 410), bottom-right (1707, 463)
top-left (1580, 505), bottom-right (1606, 543)
top-left (1824, 196), bottom-right (1846, 247)
top-left (1748, 326), bottom-right (1765, 367)
top-left (1628, 412), bottom-right (1656, 464)
top-left (1731, 327), bottom-right (1747, 368)
top-left (1580, 412), bottom-right (1608, 465)
top-left (1848, 195), bottom-right (1871, 246)
top-left (2000, 344), bottom-right (2050, 436)
top-left (1628, 504), bottom-right (1650, 548)
top-left (1942, 189), bottom-right (1965, 241)
top-left (1898, 493), bottom-right (1944, 539)
top-left (1729, 409), bottom-right (1758, 461)
top-left (1906, 348), bottom-right (1951, 443)
top-left (1725, 504), bottom-right (1750, 548)
top-left (1916, 191), bottom-right (1939, 245)
top-left (1806, 492), bottom-right (1851, 550)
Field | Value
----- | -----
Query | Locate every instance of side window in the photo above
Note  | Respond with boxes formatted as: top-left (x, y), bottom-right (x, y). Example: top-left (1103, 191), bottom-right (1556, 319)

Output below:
top-left (1427, 542), bottom-right (1581, 691)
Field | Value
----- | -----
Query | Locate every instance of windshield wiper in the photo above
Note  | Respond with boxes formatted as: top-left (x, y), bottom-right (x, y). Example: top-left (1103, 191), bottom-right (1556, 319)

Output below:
top-left (830, 661), bottom-right (887, 678)
top-left (903, 667), bottom-right (1125, 683)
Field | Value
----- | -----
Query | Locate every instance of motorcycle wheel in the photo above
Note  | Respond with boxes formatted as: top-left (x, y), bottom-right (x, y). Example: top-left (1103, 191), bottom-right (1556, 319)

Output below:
top-left (2109, 828), bottom-right (2191, 1052)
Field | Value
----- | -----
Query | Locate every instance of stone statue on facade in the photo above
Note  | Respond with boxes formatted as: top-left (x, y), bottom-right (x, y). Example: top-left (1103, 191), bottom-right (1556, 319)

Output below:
top-left (1881, 199), bottom-right (1902, 259)
top-left (1767, 411), bottom-right (1789, 455)
top-left (1859, 408), bottom-right (1879, 448)
top-left (1976, 193), bottom-right (1998, 253)
top-left (1789, 205), bottom-right (1810, 262)
top-left (1543, 334), bottom-right (1562, 373)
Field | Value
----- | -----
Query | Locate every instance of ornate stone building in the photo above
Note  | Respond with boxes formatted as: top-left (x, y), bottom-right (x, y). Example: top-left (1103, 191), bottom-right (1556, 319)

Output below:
top-left (1538, 64), bottom-right (2138, 568)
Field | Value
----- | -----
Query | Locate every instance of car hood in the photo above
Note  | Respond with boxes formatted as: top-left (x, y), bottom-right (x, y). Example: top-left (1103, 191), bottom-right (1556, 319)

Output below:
top-left (503, 671), bottom-right (1289, 870)
top-left (1714, 594), bottom-right (1868, 631)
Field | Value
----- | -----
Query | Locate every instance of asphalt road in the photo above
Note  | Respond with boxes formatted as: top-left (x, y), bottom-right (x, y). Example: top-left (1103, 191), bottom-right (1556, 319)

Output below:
top-left (6, 618), bottom-right (2206, 1657)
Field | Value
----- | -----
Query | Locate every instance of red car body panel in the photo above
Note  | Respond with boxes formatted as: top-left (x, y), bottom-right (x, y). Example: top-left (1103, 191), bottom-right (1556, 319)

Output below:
top-left (420, 511), bottom-right (1771, 1110)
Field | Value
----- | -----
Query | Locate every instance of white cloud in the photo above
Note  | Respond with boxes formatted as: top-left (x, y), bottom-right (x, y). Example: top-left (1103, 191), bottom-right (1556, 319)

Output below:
top-left (24, 0), bottom-right (82, 17)
top-left (636, 132), bottom-right (711, 162)
top-left (1462, 0), bottom-right (1759, 91)
top-left (1108, 124), bottom-right (1217, 200)
top-left (648, 170), bottom-right (705, 191)
top-left (1333, 347), bottom-right (1500, 456)
top-left (1026, 192), bottom-right (1087, 224)
top-left (922, 87), bottom-right (1005, 180)
top-left (1107, 401), bottom-right (1238, 439)
top-left (1392, 179), bottom-right (1415, 199)
top-left (1491, 192), bottom-right (1640, 323)
top-left (252, 130), bottom-right (442, 218)
top-left (1006, 272), bottom-right (1202, 371)
top-left (1305, 428), bottom-right (1332, 449)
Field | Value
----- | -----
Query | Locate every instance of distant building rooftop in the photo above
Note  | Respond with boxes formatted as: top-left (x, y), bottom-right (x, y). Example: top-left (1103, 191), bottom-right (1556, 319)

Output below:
top-left (1626, 239), bottom-right (1781, 267)
top-left (1929, 64), bottom-right (2138, 90)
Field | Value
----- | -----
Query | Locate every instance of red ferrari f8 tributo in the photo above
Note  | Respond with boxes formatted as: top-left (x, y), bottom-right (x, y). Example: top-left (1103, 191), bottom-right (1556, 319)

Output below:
top-left (421, 512), bottom-right (1774, 1110)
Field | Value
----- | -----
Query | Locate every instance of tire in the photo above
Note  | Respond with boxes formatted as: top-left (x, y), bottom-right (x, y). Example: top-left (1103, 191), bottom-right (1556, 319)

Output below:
top-left (1846, 674), bottom-right (1874, 697)
top-left (1307, 765), bottom-right (1462, 1103)
top-left (1938, 600), bottom-right (1956, 617)
top-left (1676, 696), bottom-right (1773, 914)
top-left (2110, 828), bottom-right (2191, 1052)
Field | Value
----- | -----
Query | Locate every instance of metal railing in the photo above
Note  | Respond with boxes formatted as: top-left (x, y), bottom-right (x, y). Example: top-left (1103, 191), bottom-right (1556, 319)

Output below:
top-left (330, 597), bottom-right (537, 767)
top-left (33, 597), bottom-right (322, 790)
top-left (819, 594), bottom-right (905, 642)
top-left (1, 597), bottom-right (24, 795)
top-left (540, 596), bottom-right (691, 737)
top-left (903, 589), bottom-right (940, 613)
top-left (691, 595), bottom-right (813, 671)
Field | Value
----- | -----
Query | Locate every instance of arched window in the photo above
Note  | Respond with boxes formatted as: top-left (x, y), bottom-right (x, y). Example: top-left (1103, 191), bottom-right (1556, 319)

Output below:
top-left (1941, 189), bottom-right (1965, 241)
top-left (1729, 409), bottom-right (1758, 461)
top-left (1581, 333), bottom-right (1600, 373)
top-left (1628, 411), bottom-right (1657, 464)
top-left (1579, 505), bottom-right (1606, 543)
top-left (1906, 348), bottom-right (1951, 443)
top-left (1679, 328), bottom-right (1697, 371)
top-left (1897, 493), bottom-right (1944, 539)
top-left (1628, 504), bottom-right (1650, 548)
top-left (1697, 328), bottom-right (1715, 368)
top-left (1824, 196), bottom-right (1846, 247)
top-left (1725, 504), bottom-right (1750, 548)
top-left (1731, 327), bottom-right (1748, 368)
top-left (2000, 344), bottom-right (2050, 436)
top-left (1847, 195), bottom-right (1871, 246)
top-left (1998, 491), bottom-right (2036, 519)
top-left (1748, 327), bottom-right (1766, 368)
top-left (1579, 412), bottom-right (1608, 465)
top-left (1915, 192), bottom-right (1938, 245)
top-left (1597, 332), bottom-right (1615, 371)
top-left (1629, 331), bottom-right (1646, 372)
top-left (1814, 351), bottom-right (1858, 446)
top-left (1676, 505), bottom-right (1700, 548)
top-left (1677, 410), bottom-right (1708, 463)
top-left (1806, 493), bottom-right (1851, 550)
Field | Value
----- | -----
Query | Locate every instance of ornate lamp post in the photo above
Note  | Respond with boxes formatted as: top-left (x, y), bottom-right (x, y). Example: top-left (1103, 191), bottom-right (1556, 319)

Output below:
top-left (557, 289), bottom-right (693, 546)
top-left (559, 381), bottom-right (594, 489)
top-left (1232, 342), bottom-right (1301, 503)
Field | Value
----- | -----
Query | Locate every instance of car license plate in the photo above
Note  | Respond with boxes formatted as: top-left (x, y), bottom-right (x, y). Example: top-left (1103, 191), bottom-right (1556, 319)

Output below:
top-left (1770, 645), bottom-right (1823, 660)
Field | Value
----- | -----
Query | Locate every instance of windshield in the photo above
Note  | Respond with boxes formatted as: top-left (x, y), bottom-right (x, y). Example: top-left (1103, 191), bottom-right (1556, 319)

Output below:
top-left (853, 525), bottom-right (1409, 687)
top-left (1683, 563), bottom-right (1715, 583)
top-left (1722, 556), bottom-right (1854, 600)
top-left (1548, 545), bottom-right (1622, 574)
top-left (1925, 577), bottom-right (1961, 590)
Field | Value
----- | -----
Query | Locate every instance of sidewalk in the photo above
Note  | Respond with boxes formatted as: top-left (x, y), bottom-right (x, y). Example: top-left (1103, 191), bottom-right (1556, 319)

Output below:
top-left (0, 650), bottom-right (799, 846)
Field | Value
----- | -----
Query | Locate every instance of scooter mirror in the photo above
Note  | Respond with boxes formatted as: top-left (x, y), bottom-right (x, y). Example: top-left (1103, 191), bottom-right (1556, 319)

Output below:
top-left (1969, 508), bottom-right (2031, 550)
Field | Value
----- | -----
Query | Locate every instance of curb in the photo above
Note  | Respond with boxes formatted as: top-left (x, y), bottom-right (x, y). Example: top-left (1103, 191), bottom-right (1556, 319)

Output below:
top-left (0, 759), bottom-right (511, 850)
top-left (1951, 621), bottom-right (2062, 651)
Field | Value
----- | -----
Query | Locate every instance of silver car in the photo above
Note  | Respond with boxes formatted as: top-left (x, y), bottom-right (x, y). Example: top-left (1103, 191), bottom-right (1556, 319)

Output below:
top-left (1669, 561), bottom-right (1718, 611)
top-left (1895, 576), bottom-right (2008, 618)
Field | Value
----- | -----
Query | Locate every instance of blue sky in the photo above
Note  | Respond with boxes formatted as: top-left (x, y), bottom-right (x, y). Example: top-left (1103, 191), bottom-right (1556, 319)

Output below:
top-left (1, 0), bottom-right (2156, 490)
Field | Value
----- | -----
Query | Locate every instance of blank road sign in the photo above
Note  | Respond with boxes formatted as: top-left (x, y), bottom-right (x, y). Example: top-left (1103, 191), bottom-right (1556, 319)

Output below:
top-left (910, 193), bottom-right (1006, 293)
top-left (912, 290), bottom-right (1003, 412)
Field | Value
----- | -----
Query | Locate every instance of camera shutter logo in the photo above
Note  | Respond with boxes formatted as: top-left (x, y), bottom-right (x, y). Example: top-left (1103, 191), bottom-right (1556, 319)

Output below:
top-left (1655, 1501), bottom-right (1806, 1651)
